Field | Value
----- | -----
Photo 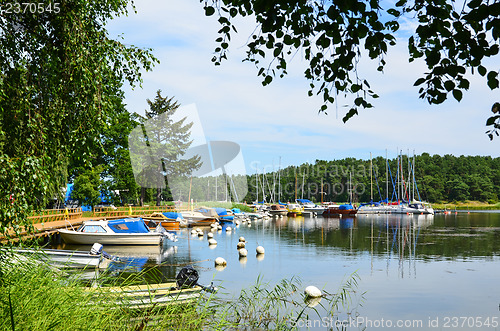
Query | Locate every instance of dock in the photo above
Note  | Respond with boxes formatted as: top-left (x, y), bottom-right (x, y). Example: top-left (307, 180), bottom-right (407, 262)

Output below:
top-left (1, 206), bottom-right (176, 243)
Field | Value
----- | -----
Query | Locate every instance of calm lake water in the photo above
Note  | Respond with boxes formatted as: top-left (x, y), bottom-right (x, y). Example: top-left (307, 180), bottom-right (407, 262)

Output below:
top-left (56, 212), bottom-right (500, 330)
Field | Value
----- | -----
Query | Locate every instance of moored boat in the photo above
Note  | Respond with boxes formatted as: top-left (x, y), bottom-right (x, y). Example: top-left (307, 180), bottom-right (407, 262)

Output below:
top-left (143, 212), bottom-right (182, 229)
top-left (287, 203), bottom-right (303, 216)
top-left (296, 199), bottom-right (325, 215)
top-left (180, 209), bottom-right (217, 227)
top-left (269, 204), bottom-right (288, 216)
top-left (4, 243), bottom-right (117, 269)
top-left (59, 218), bottom-right (176, 245)
top-left (215, 207), bottom-right (234, 222)
top-left (323, 203), bottom-right (358, 216)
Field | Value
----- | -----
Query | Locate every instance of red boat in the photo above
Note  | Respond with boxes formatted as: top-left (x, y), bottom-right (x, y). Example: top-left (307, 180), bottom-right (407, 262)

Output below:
top-left (323, 204), bottom-right (357, 216)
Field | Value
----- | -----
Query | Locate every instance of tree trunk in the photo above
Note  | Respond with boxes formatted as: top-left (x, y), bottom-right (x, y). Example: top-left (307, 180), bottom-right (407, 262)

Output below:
top-left (156, 188), bottom-right (161, 206)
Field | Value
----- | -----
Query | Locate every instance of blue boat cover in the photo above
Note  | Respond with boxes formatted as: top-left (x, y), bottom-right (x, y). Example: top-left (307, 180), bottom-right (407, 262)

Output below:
top-left (296, 199), bottom-right (313, 204)
top-left (162, 212), bottom-right (183, 219)
top-left (215, 207), bottom-right (228, 216)
top-left (231, 208), bottom-right (241, 214)
top-left (339, 204), bottom-right (354, 210)
top-left (108, 219), bottom-right (150, 233)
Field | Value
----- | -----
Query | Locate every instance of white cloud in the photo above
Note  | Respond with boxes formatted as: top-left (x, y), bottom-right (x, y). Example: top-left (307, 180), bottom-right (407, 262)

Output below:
top-left (108, 0), bottom-right (500, 173)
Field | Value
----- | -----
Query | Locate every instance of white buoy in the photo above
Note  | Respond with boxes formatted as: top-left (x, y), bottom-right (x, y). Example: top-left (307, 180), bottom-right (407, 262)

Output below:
top-left (207, 232), bottom-right (214, 239)
top-left (190, 229), bottom-right (197, 235)
top-left (236, 242), bottom-right (246, 249)
top-left (198, 231), bottom-right (204, 237)
top-left (217, 225), bottom-right (222, 230)
top-left (256, 246), bottom-right (265, 254)
top-left (239, 236), bottom-right (246, 242)
top-left (211, 222), bottom-right (218, 228)
top-left (304, 286), bottom-right (322, 298)
top-left (239, 248), bottom-right (248, 257)
top-left (208, 238), bottom-right (217, 246)
top-left (214, 257), bottom-right (227, 266)
top-left (226, 226), bottom-right (232, 232)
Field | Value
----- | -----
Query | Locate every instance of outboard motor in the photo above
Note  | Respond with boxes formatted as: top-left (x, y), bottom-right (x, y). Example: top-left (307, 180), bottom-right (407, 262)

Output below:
top-left (176, 265), bottom-right (218, 293)
top-left (90, 242), bottom-right (120, 262)
top-left (90, 242), bottom-right (103, 255)
top-left (176, 265), bottom-right (200, 288)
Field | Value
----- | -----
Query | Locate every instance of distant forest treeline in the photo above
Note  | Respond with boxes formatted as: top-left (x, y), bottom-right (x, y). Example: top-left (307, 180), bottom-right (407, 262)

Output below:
top-left (242, 154), bottom-right (500, 204)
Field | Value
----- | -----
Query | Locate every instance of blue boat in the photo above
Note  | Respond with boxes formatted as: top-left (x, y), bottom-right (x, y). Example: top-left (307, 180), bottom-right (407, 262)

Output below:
top-left (215, 207), bottom-right (234, 222)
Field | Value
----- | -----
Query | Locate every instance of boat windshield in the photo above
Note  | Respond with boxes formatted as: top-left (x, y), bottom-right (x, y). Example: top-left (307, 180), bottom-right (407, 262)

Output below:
top-left (81, 225), bottom-right (107, 233)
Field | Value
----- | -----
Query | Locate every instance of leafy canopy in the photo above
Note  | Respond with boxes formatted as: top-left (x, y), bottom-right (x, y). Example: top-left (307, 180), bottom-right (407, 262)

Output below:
top-left (201, 0), bottom-right (499, 123)
top-left (0, 0), bottom-right (157, 240)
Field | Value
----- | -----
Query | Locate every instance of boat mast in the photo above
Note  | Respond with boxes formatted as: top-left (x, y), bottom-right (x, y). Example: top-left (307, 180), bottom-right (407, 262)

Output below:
top-left (413, 150), bottom-right (416, 202)
top-left (278, 157), bottom-right (281, 203)
top-left (385, 149), bottom-right (388, 202)
top-left (320, 178), bottom-right (324, 204)
top-left (294, 171), bottom-right (297, 201)
top-left (349, 171), bottom-right (352, 204)
top-left (256, 170), bottom-right (259, 203)
top-left (407, 149), bottom-right (411, 202)
top-left (301, 168), bottom-right (305, 199)
top-left (370, 152), bottom-right (373, 202)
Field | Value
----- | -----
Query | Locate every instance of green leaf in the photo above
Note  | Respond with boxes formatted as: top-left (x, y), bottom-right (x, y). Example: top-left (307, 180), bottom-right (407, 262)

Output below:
top-left (204, 6), bottom-right (215, 16)
top-left (452, 89), bottom-right (463, 101)
top-left (414, 78), bottom-right (426, 86)
top-left (486, 115), bottom-right (500, 126)
top-left (444, 80), bottom-right (455, 91)
top-left (342, 108), bottom-right (358, 123)
top-left (478, 66), bottom-right (487, 76)
top-left (351, 84), bottom-right (362, 93)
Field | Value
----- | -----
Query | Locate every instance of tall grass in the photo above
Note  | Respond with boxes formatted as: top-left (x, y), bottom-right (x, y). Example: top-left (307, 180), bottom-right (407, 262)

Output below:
top-left (0, 250), bottom-right (363, 330)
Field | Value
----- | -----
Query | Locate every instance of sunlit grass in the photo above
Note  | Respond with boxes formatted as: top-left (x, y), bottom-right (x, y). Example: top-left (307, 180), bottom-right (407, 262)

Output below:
top-left (0, 249), bottom-right (363, 330)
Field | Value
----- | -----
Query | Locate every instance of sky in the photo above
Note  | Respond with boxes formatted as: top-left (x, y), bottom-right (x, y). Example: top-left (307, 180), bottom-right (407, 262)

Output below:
top-left (106, 1), bottom-right (499, 177)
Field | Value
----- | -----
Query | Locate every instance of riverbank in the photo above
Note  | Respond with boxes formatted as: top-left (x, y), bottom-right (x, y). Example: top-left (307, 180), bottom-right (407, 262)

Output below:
top-left (431, 200), bottom-right (500, 210)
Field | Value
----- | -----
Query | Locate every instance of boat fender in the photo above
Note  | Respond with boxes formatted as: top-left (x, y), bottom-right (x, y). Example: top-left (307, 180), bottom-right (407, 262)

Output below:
top-left (304, 286), bottom-right (322, 298)
top-left (214, 257), bottom-right (227, 266)
top-left (239, 248), bottom-right (248, 257)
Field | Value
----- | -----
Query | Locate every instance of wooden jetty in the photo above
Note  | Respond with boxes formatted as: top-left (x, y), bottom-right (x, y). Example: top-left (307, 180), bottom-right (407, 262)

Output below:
top-left (1, 206), bottom-right (176, 243)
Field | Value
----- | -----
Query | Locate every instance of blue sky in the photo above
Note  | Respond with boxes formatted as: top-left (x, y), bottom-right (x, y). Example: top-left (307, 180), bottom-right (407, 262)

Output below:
top-left (106, 1), bottom-right (499, 176)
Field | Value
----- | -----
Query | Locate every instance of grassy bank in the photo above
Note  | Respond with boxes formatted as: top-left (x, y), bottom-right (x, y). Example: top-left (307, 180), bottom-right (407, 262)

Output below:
top-left (431, 201), bottom-right (500, 211)
top-left (0, 250), bottom-right (362, 330)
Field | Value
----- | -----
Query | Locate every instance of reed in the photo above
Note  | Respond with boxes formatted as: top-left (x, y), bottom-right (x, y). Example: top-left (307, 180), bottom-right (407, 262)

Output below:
top-left (0, 250), bottom-right (362, 330)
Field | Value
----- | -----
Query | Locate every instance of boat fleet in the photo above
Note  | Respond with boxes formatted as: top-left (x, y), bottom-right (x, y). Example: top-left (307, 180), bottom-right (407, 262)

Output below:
top-left (257, 198), bottom-right (434, 218)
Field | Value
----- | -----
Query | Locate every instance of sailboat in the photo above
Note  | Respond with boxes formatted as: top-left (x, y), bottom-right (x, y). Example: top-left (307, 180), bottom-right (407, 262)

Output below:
top-left (357, 153), bottom-right (388, 214)
top-left (323, 172), bottom-right (358, 216)
top-left (391, 152), bottom-right (434, 215)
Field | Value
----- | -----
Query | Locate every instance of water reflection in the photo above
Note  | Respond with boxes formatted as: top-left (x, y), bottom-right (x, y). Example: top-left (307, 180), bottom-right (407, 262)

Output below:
top-left (49, 212), bottom-right (500, 330)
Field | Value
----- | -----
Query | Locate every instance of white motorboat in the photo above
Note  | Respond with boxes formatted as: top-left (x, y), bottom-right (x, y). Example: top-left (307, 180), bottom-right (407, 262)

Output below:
top-left (59, 218), bottom-right (176, 246)
top-left (296, 199), bottom-right (325, 215)
top-left (5, 243), bottom-right (117, 269)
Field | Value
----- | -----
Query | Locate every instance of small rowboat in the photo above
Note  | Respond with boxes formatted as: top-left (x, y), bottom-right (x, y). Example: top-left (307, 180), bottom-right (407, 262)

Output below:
top-left (88, 282), bottom-right (204, 309)
top-left (143, 212), bottom-right (182, 229)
